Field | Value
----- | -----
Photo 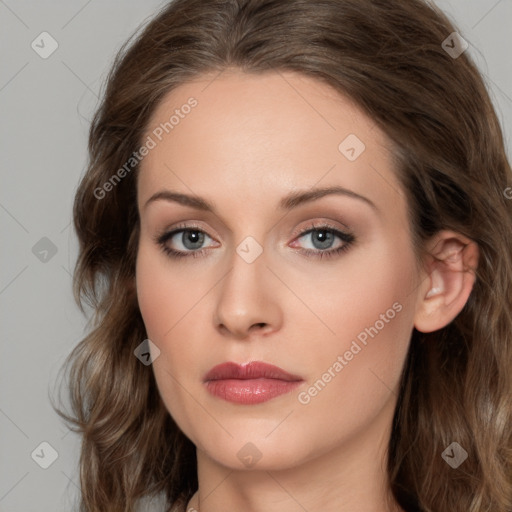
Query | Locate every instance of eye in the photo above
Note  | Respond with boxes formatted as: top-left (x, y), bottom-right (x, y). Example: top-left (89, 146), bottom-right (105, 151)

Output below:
top-left (155, 224), bottom-right (217, 259)
top-left (290, 222), bottom-right (355, 260)
top-left (154, 221), bottom-right (356, 260)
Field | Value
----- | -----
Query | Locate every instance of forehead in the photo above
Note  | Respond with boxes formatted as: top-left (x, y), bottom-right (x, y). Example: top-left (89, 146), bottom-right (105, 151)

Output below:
top-left (137, 69), bottom-right (404, 218)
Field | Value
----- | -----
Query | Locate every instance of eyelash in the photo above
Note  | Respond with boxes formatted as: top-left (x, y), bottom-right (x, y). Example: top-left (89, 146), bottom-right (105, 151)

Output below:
top-left (154, 222), bottom-right (355, 261)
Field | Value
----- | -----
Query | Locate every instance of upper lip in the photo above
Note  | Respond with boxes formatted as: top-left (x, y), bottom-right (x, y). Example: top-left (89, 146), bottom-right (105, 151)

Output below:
top-left (203, 361), bottom-right (303, 382)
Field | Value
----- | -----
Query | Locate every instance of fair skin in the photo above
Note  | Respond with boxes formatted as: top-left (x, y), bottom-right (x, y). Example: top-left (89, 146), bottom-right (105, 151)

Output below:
top-left (135, 69), bottom-right (478, 512)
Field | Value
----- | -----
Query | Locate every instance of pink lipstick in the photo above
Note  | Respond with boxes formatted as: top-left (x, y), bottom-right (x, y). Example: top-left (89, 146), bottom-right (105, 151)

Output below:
top-left (203, 361), bottom-right (303, 404)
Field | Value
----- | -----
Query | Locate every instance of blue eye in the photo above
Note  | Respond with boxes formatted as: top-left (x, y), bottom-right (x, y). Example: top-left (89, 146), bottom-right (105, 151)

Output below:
top-left (293, 223), bottom-right (355, 259)
top-left (156, 225), bottom-right (216, 259)
top-left (155, 222), bottom-right (355, 260)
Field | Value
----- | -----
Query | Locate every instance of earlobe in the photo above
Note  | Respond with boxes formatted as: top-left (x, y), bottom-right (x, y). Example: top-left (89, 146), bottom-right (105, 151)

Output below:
top-left (414, 231), bottom-right (479, 333)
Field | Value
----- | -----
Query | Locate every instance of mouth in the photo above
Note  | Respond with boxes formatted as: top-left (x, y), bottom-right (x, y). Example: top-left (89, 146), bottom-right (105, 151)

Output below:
top-left (203, 361), bottom-right (304, 405)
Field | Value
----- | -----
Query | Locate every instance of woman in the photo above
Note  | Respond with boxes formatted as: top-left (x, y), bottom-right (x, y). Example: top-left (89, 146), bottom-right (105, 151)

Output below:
top-left (55, 0), bottom-right (512, 511)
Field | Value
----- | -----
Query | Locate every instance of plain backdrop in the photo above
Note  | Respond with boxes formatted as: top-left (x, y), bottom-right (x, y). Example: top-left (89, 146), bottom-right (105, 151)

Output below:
top-left (0, 1), bottom-right (511, 511)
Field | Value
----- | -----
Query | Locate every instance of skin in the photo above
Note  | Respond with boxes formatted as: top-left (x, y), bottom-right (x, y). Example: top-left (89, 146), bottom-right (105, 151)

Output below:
top-left (135, 69), bottom-right (479, 512)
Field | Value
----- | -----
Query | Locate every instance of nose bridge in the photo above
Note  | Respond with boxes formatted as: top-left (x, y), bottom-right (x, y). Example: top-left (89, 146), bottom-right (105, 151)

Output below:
top-left (214, 236), bottom-right (281, 337)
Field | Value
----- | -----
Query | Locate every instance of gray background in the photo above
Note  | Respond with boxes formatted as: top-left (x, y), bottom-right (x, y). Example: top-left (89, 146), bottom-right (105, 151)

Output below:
top-left (0, 1), bottom-right (510, 511)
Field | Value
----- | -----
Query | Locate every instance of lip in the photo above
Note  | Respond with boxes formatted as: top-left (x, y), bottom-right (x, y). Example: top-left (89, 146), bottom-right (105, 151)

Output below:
top-left (203, 361), bottom-right (303, 404)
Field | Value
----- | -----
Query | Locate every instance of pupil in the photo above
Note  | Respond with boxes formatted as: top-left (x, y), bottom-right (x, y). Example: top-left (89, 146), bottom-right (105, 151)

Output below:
top-left (313, 230), bottom-right (333, 249)
top-left (183, 230), bottom-right (204, 249)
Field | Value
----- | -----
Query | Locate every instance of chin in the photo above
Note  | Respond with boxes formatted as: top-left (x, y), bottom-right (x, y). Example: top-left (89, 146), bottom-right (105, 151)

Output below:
top-left (189, 423), bottom-right (319, 472)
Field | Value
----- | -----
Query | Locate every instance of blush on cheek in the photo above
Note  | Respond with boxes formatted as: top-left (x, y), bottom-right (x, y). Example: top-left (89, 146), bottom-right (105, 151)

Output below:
top-left (136, 249), bottom-right (201, 351)
top-left (136, 250), bottom-right (170, 341)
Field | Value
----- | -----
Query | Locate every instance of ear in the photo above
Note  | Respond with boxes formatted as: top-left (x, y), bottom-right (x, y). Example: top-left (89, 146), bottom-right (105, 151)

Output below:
top-left (414, 230), bottom-right (479, 333)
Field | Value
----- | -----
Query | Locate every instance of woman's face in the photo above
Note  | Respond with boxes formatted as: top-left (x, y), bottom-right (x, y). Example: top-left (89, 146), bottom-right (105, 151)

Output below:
top-left (136, 69), bottom-right (424, 471)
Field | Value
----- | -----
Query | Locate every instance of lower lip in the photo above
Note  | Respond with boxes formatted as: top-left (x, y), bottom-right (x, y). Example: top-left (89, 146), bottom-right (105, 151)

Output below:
top-left (205, 378), bottom-right (303, 404)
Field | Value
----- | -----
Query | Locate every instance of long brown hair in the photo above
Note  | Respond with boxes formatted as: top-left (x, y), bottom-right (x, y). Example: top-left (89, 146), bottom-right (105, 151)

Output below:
top-left (53, 0), bottom-right (512, 510)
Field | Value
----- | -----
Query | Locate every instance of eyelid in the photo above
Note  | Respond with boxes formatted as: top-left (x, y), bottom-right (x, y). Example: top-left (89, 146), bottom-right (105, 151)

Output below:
top-left (156, 219), bottom-right (350, 244)
top-left (288, 219), bottom-right (350, 240)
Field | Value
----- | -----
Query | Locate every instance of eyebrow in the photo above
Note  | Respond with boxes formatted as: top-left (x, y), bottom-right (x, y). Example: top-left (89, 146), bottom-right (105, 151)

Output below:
top-left (144, 185), bottom-right (378, 212)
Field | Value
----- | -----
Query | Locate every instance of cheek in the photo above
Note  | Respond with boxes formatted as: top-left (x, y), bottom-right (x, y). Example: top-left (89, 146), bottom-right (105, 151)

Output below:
top-left (135, 243), bottom-right (210, 377)
top-left (136, 252), bottom-right (167, 340)
top-left (135, 244), bottom-right (196, 341)
top-left (135, 246), bottom-right (202, 424)
top-left (288, 240), bottom-right (415, 350)
top-left (292, 242), bottom-right (416, 434)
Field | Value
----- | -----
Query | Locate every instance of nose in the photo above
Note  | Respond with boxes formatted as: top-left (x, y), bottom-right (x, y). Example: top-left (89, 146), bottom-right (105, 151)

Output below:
top-left (213, 246), bottom-right (283, 340)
